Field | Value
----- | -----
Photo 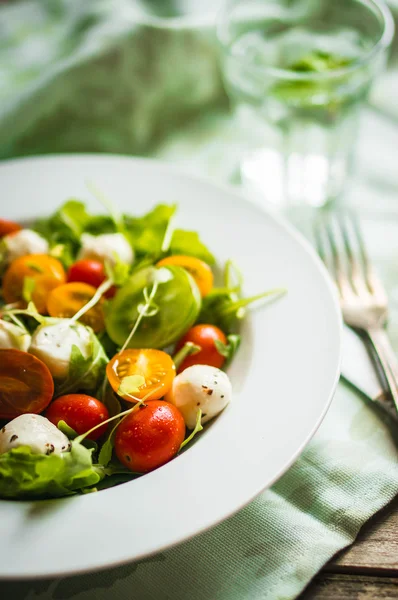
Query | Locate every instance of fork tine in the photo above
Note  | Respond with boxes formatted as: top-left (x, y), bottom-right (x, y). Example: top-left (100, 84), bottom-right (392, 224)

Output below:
top-left (337, 212), bottom-right (370, 297)
top-left (349, 213), bottom-right (388, 302)
top-left (314, 212), bottom-right (352, 299)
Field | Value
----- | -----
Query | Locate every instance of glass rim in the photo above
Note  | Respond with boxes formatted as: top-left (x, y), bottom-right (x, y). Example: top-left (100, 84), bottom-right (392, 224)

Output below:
top-left (216, 0), bottom-right (395, 82)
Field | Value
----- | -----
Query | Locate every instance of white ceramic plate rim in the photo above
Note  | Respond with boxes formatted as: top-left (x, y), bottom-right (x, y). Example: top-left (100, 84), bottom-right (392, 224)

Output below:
top-left (0, 155), bottom-right (342, 580)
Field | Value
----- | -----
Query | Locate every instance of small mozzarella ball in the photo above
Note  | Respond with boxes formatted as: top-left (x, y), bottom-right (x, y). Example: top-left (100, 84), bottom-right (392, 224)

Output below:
top-left (3, 229), bottom-right (49, 263)
top-left (0, 319), bottom-right (31, 352)
top-left (29, 320), bottom-right (91, 379)
top-left (167, 365), bottom-right (232, 429)
top-left (0, 414), bottom-right (71, 456)
top-left (78, 233), bottom-right (134, 266)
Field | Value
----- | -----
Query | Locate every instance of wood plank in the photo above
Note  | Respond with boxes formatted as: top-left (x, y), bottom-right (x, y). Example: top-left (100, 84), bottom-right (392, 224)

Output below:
top-left (300, 574), bottom-right (398, 600)
top-left (326, 497), bottom-right (398, 574)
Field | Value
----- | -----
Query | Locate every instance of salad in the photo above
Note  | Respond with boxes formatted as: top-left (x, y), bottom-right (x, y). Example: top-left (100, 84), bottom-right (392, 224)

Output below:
top-left (0, 195), bottom-right (281, 500)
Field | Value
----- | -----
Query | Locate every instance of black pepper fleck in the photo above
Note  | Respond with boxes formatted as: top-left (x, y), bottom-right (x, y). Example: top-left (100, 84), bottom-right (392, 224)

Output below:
top-left (196, 402), bottom-right (200, 406)
top-left (1, 427), bottom-right (5, 433)
top-left (9, 434), bottom-right (18, 443)
top-left (221, 395), bottom-right (224, 398)
top-left (202, 385), bottom-right (208, 390)
top-left (207, 389), bottom-right (213, 396)
top-left (125, 455), bottom-right (131, 462)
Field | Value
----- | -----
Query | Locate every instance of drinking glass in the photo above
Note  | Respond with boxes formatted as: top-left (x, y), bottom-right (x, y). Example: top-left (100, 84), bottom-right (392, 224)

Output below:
top-left (217, 0), bottom-right (394, 208)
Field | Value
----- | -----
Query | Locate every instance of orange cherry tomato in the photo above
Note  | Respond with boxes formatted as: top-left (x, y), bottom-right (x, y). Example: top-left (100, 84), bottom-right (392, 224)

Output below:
top-left (0, 349), bottom-right (54, 419)
top-left (176, 324), bottom-right (227, 372)
top-left (2, 254), bottom-right (66, 314)
top-left (0, 218), bottom-right (22, 238)
top-left (46, 282), bottom-right (105, 332)
top-left (156, 255), bottom-right (213, 297)
top-left (46, 394), bottom-right (109, 441)
top-left (107, 349), bottom-right (176, 402)
top-left (67, 259), bottom-right (116, 299)
top-left (114, 400), bottom-right (185, 473)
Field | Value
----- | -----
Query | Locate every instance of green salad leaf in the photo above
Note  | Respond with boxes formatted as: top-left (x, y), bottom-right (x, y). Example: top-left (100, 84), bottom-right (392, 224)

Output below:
top-left (179, 409), bottom-right (203, 451)
top-left (0, 443), bottom-right (103, 500)
top-left (214, 334), bottom-right (241, 367)
top-left (170, 229), bottom-right (215, 264)
top-left (34, 200), bottom-right (215, 269)
top-left (123, 204), bottom-right (176, 257)
top-left (34, 200), bottom-right (89, 267)
top-left (55, 330), bottom-right (108, 397)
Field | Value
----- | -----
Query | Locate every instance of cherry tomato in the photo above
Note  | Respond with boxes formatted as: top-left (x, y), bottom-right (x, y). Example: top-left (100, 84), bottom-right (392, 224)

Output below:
top-left (114, 400), bottom-right (185, 472)
top-left (176, 324), bottom-right (227, 371)
top-left (107, 349), bottom-right (176, 401)
top-left (67, 259), bottom-right (116, 299)
top-left (156, 255), bottom-right (213, 297)
top-left (47, 282), bottom-right (105, 332)
top-left (46, 394), bottom-right (109, 441)
top-left (0, 349), bottom-right (54, 419)
top-left (0, 218), bottom-right (22, 238)
top-left (2, 254), bottom-right (66, 314)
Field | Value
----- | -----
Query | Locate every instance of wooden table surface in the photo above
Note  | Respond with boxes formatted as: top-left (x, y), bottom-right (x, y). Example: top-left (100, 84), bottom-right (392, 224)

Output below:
top-left (299, 497), bottom-right (398, 599)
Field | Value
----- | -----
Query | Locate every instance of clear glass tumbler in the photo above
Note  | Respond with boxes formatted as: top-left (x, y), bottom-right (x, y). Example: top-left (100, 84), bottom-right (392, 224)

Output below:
top-left (217, 0), bottom-right (394, 208)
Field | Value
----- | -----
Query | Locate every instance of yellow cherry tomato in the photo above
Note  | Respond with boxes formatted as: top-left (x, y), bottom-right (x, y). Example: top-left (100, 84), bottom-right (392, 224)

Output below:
top-left (107, 349), bottom-right (176, 401)
top-left (2, 254), bottom-right (66, 314)
top-left (156, 255), bottom-right (213, 297)
top-left (47, 282), bottom-right (105, 332)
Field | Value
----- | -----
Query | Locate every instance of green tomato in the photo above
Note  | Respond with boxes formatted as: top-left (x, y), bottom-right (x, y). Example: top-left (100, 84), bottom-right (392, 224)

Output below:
top-left (104, 265), bottom-right (202, 349)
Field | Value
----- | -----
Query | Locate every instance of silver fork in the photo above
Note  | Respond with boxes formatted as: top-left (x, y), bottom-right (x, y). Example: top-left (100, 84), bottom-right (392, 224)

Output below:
top-left (315, 210), bottom-right (398, 420)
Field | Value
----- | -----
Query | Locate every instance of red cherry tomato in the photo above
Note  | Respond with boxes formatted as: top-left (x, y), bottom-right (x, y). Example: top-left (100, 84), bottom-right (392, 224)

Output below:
top-left (0, 349), bottom-right (54, 419)
top-left (67, 259), bottom-right (116, 299)
top-left (46, 394), bottom-right (109, 441)
top-left (176, 324), bottom-right (227, 372)
top-left (0, 218), bottom-right (21, 238)
top-left (114, 400), bottom-right (185, 473)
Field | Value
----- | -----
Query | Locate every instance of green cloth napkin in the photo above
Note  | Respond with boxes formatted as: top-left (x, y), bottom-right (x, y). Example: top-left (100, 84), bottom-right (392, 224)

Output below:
top-left (1, 2), bottom-right (398, 599)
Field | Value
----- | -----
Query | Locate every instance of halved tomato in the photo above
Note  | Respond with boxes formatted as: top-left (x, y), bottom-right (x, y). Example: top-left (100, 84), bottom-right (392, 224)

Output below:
top-left (0, 349), bottom-right (54, 419)
top-left (107, 349), bottom-right (176, 402)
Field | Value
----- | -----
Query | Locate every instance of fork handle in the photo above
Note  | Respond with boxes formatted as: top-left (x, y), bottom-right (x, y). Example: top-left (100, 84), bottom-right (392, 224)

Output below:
top-left (367, 327), bottom-right (398, 415)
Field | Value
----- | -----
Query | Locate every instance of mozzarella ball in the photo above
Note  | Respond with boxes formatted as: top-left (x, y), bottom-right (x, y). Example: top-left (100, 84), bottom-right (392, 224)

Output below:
top-left (78, 233), bottom-right (134, 266)
top-left (167, 365), bottom-right (232, 429)
top-left (29, 320), bottom-right (91, 379)
top-left (3, 229), bottom-right (49, 263)
top-left (0, 414), bottom-right (71, 456)
top-left (0, 319), bottom-right (31, 352)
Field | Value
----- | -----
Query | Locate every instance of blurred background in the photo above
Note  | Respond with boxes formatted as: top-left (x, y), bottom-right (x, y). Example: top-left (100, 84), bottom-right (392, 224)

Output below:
top-left (0, 0), bottom-right (398, 217)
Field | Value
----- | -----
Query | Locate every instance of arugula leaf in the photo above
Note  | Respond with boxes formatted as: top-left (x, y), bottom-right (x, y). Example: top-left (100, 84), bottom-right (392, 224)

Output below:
top-left (100, 380), bottom-right (122, 418)
top-left (98, 436), bottom-right (115, 467)
top-left (172, 342), bottom-right (201, 370)
top-left (93, 471), bottom-right (139, 491)
top-left (58, 201), bottom-right (91, 238)
top-left (22, 277), bottom-right (36, 303)
top-left (199, 288), bottom-right (285, 334)
top-left (179, 409), bottom-right (203, 451)
top-left (123, 205), bottom-right (176, 258)
top-left (170, 229), bottom-right (215, 265)
top-left (57, 420), bottom-right (78, 439)
top-left (104, 258), bottom-right (130, 287)
top-left (55, 332), bottom-right (108, 397)
top-left (214, 334), bottom-right (241, 367)
top-left (0, 442), bottom-right (103, 500)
